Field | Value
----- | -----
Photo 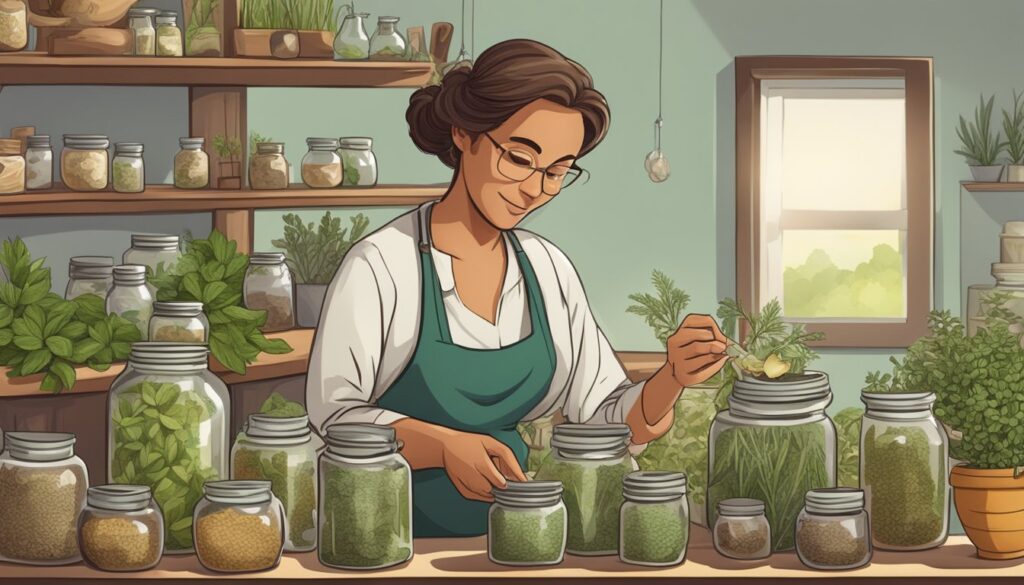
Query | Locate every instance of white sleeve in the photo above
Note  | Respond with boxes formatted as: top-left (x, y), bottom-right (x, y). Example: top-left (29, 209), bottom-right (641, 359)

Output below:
top-left (305, 241), bottom-right (408, 432)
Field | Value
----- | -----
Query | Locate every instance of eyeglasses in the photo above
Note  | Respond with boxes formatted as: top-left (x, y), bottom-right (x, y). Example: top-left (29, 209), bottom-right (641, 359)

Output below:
top-left (483, 133), bottom-right (588, 195)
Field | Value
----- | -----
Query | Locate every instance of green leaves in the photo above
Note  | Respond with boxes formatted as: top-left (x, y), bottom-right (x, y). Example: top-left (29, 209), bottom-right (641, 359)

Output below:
top-left (258, 391), bottom-right (307, 418)
top-left (717, 298), bottom-right (824, 376)
top-left (956, 94), bottom-right (1007, 166)
top-left (271, 211), bottom-right (370, 284)
top-left (626, 270), bottom-right (691, 347)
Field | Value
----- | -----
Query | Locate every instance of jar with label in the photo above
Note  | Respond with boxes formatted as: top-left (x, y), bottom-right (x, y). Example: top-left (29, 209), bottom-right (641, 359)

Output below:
top-left (155, 11), bottom-right (183, 56)
top-left (301, 138), bottom-right (342, 188)
top-left (174, 138), bottom-right (209, 189)
top-left (0, 432), bottom-right (88, 565)
top-left (193, 480), bottom-right (284, 572)
top-left (66, 256), bottom-right (114, 300)
top-left (25, 135), bottom-right (52, 190)
top-left (713, 498), bottom-right (771, 560)
top-left (488, 481), bottom-right (566, 566)
top-left (619, 471), bottom-right (689, 567)
top-left (128, 7), bottom-right (158, 56)
top-left (149, 301), bottom-right (208, 343)
top-left (78, 485), bottom-right (163, 572)
top-left (62, 134), bottom-right (109, 192)
top-left (108, 343), bottom-right (229, 553)
top-left (319, 423), bottom-right (412, 569)
top-left (0, 0), bottom-right (27, 52)
top-left (369, 16), bottom-right (406, 60)
top-left (112, 143), bottom-right (145, 193)
top-left (0, 138), bottom-right (25, 194)
top-left (796, 488), bottom-right (872, 570)
top-left (534, 423), bottom-right (636, 556)
top-left (124, 234), bottom-right (181, 292)
top-left (231, 414), bottom-right (318, 552)
top-left (339, 137), bottom-right (377, 187)
top-left (243, 252), bottom-right (295, 332)
top-left (106, 265), bottom-right (155, 339)
top-left (250, 143), bottom-right (290, 190)
top-left (333, 10), bottom-right (370, 60)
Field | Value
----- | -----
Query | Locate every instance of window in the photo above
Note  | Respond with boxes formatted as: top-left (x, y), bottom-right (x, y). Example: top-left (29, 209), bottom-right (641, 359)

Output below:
top-left (736, 57), bottom-right (933, 347)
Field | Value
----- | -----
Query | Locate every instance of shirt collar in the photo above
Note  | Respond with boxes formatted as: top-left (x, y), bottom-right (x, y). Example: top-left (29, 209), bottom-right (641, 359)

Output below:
top-left (423, 206), bottom-right (524, 297)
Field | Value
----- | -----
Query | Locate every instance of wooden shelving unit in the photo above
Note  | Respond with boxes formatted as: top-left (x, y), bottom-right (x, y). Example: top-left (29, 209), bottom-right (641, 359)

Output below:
top-left (961, 181), bottom-right (1024, 192)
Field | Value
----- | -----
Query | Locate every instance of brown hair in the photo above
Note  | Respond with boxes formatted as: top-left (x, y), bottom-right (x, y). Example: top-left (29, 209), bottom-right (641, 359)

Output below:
top-left (407, 39), bottom-right (610, 169)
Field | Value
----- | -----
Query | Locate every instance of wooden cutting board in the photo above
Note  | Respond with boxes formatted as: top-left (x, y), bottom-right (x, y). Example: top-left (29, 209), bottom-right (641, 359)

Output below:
top-left (41, 27), bottom-right (133, 56)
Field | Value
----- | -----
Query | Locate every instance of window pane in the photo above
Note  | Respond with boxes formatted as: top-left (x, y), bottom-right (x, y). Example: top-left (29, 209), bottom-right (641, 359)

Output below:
top-left (782, 230), bottom-right (905, 319)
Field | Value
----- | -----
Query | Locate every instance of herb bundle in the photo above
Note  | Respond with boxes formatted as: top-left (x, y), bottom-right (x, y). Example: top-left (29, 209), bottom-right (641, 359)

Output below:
top-left (271, 212), bottom-right (370, 285)
top-left (718, 298), bottom-right (824, 379)
top-left (626, 270), bottom-right (691, 347)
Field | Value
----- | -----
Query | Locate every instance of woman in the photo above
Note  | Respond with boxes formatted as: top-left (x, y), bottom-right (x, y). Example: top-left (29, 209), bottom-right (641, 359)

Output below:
top-left (307, 39), bottom-right (728, 537)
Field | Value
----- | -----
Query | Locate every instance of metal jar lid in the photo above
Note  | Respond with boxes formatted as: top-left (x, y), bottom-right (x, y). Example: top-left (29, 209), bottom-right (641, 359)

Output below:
top-left (70, 256), bottom-right (114, 279)
top-left (127, 342), bottom-right (208, 367)
top-left (245, 414), bottom-right (312, 445)
top-left (325, 423), bottom-right (400, 459)
top-left (860, 391), bottom-right (936, 413)
top-left (64, 134), bottom-right (110, 150)
top-left (804, 488), bottom-right (864, 516)
top-left (493, 480), bottom-right (563, 508)
top-left (204, 480), bottom-right (273, 505)
top-left (249, 252), bottom-right (286, 265)
top-left (338, 137), bottom-right (373, 150)
top-left (178, 137), bottom-right (204, 149)
top-left (306, 137), bottom-right (340, 150)
top-left (88, 485), bottom-right (153, 512)
top-left (131, 234), bottom-right (180, 250)
top-left (153, 301), bottom-right (204, 318)
top-left (256, 142), bottom-right (285, 155)
top-left (156, 11), bottom-right (178, 24)
top-left (112, 264), bottom-right (147, 284)
top-left (550, 423), bottom-right (631, 457)
top-left (377, 16), bottom-right (400, 23)
top-left (114, 142), bottom-right (145, 156)
top-left (5, 431), bottom-right (76, 462)
top-left (622, 471), bottom-right (687, 502)
top-left (26, 135), bottom-right (51, 149)
top-left (128, 7), bottom-right (161, 17)
top-left (718, 498), bottom-right (766, 517)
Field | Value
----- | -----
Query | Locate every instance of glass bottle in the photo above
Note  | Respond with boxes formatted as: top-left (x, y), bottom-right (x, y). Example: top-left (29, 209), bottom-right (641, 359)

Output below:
top-left (369, 16), bottom-right (406, 61)
top-left (488, 481), bottom-right (566, 566)
top-left (713, 498), bottom-right (771, 560)
top-left (0, 0), bottom-right (27, 52)
top-left (174, 138), bottom-right (209, 189)
top-left (61, 134), bottom-right (109, 192)
top-left (106, 265), bottom-right (155, 339)
top-left (128, 7), bottom-right (159, 56)
top-left (78, 485), bottom-right (163, 572)
top-left (193, 480), bottom-right (285, 573)
top-left (244, 252), bottom-right (295, 332)
top-left (338, 137), bottom-right (378, 187)
top-left (112, 143), bottom-right (145, 194)
top-left (149, 301), bottom-right (208, 344)
top-left (0, 138), bottom-right (25, 194)
top-left (155, 11), bottom-right (183, 57)
top-left (796, 489), bottom-right (872, 570)
top-left (333, 11), bottom-right (370, 60)
top-left (967, 263), bottom-right (1024, 338)
top-left (301, 138), bottom-right (342, 189)
top-left (250, 143), bottom-right (289, 190)
top-left (25, 135), bottom-right (53, 191)
top-left (619, 471), bottom-right (689, 567)
top-left (66, 256), bottom-right (114, 301)
top-left (124, 233), bottom-right (181, 292)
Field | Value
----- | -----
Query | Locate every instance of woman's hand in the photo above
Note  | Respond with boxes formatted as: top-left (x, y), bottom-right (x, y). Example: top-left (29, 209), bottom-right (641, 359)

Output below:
top-left (664, 313), bottom-right (729, 388)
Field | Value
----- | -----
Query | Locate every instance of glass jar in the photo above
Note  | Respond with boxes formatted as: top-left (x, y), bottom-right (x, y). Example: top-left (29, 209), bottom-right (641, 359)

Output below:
top-left (128, 7), bottom-right (158, 56)
top-left (713, 498), bottom-right (771, 560)
top-left (108, 343), bottom-right (229, 553)
top-left (155, 11), bottom-right (183, 56)
top-left (534, 423), bottom-right (636, 556)
top-left (66, 256), bottom-right (114, 300)
top-left (149, 301), bottom-right (208, 343)
top-left (231, 414), bottom-right (318, 552)
top-left (488, 481), bottom-right (566, 566)
top-left (369, 16), bottom-right (406, 61)
top-left (174, 137), bottom-right (209, 189)
top-left (250, 143), bottom-right (289, 190)
top-left (112, 143), bottom-right (145, 194)
top-left (0, 432), bottom-right (88, 565)
top-left (124, 233), bottom-right (182, 282)
top-left (0, 0), bottom-right (27, 52)
top-left (967, 263), bottom-right (1024, 339)
top-left (0, 138), bottom-right (25, 194)
top-left (61, 134), bottom-right (109, 192)
top-left (319, 423), bottom-right (412, 569)
top-left (301, 138), bottom-right (342, 189)
top-left (707, 372), bottom-right (836, 552)
top-left (860, 391), bottom-right (949, 551)
top-left (244, 252), bottom-right (295, 332)
top-left (339, 137), bottom-right (377, 187)
top-left (796, 489), bottom-right (871, 570)
top-left (193, 480), bottom-right (284, 572)
top-left (333, 11), bottom-right (370, 60)
top-left (619, 471), bottom-right (689, 567)
top-left (106, 265), bottom-right (155, 339)
top-left (78, 485), bottom-right (163, 572)
top-left (25, 135), bottom-right (52, 191)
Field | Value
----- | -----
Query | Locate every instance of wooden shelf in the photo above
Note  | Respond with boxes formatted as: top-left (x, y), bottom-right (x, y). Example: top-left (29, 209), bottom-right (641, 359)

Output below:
top-left (0, 53), bottom-right (434, 87)
top-left (962, 181), bottom-right (1024, 192)
top-left (0, 184), bottom-right (448, 217)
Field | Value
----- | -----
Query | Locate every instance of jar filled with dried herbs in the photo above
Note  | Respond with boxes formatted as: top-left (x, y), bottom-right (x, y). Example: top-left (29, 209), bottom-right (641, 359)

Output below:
top-left (149, 301), bottom-right (208, 343)
top-left (25, 135), bottom-right (53, 190)
top-left (106, 265), bottom-right (154, 339)
top-left (488, 481), bottom-right (566, 566)
top-left (338, 137), bottom-right (377, 186)
top-left (0, 0), bottom-right (26, 51)
top-left (61, 134), bottom-right (109, 191)
top-left (0, 137), bottom-right (25, 194)
top-left (619, 471), bottom-right (689, 567)
top-left (194, 480), bottom-right (284, 572)
top-left (78, 485), bottom-right (163, 572)
top-left (65, 256), bottom-right (114, 301)
top-left (250, 143), bottom-right (290, 190)
top-left (244, 252), bottom-right (295, 332)
top-left (713, 498), bottom-right (771, 560)
top-left (155, 11), bottom-right (183, 56)
top-left (174, 138), bottom-right (209, 189)
top-left (128, 8), bottom-right (158, 56)
top-left (796, 489), bottom-right (871, 570)
top-left (112, 143), bottom-right (145, 193)
top-left (301, 138), bottom-right (342, 189)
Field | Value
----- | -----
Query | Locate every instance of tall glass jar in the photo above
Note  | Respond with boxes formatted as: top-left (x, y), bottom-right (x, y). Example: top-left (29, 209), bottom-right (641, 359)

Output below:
top-left (369, 17), bottom-right (406, 60)
top-left (0, 0), bottom-right (27, 52)
top-left (106, 265), bottom-right (154, 339)
top-left (124, 234), bottom-right (181, 278)
top-left (66, 256), bottom-right (114, 301)
top-left (796, 489), bottom-right (871, 570)
top-left (534, 423), bottom-right (636, 556)
top-left (244, 252), bottom-right (295, 332)
top-left (174, 138), bottom-right (209, 189)
top-left (713, 498), bottom-right (771, 560)
top-left (319, 423), bottom-right (413, 569)
top-left (112, 143), bottom-right (145, 194)
top-left (78, 485), bottom-right (163, 572)
top-left (333, 11), bottom-right (370, 60)
top-left (250, 143), bottom-right (289, 190)
top-left (0, 138), bottom-right (24, 194)
top-left (967, 263), bottom-right (1024, 339)
top-left (339, 137), bottom-right (378, 187)
top-left (619, 471), bottom-right (689, 567)
top-left (149, 301), bottom-right (208, 343)
top-left (488, 481), bottom-right (566, 566)
top-left (231, 414), bottom-right (318, 552)
top-left (193, 480), bottom-right (284, 573)
top-left (707, 372), bottom-right (837, 552)
top-left (25, 135), bottom-right (53, 190)
top-left (301, 138), bottom-right (342, 188)
top-left (128, 7), bottom-right (158, 56)
top-left (61, 134), bottom-right (109, 192)
top-left (156, 11), bottom-right (183, 56)
top-left (0, 432), bottom-right (88, 565)
top-left (108, 343), bottom-right (229, 553)
top-left (860, 391), bottom-right (949, 551)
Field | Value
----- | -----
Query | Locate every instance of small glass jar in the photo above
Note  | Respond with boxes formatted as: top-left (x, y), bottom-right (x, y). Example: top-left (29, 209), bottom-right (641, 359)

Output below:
top-left (338, 137), bottom-right (377, 187)
top-left (25, 135), bottom-right (53, 191)
top-left (301, 137), bottom-right (342, 189)
top-left (0, 0), bottom-right (27, 52)
top-left (174, 137), bottom-right (209, 189)
top-left (128, 7), bottom-right (158, 56)
top-left (333, 11), bottom-right (370, 60)
top-left (231, 414), bottom-right (318, 552)
top-left (149, 301), bottom-right (208, 344)
top-left (796, 489), bottom-right (872, 571)
top-left (106, 265), bottom-right (155, 339)
top-left (244, 252), bottom-right (295, 332)
top-left (0, 432), bottom-right (88, 565)
top-left (61, 134), bottom-right (109, 192)
top-left (155, 11), bottom-right (183, 57)
top-left (78, 485), bottom-right (163, 572)
top-left (0, 138), bottom-right (25, 194)
top-left (193, 480), bottom-right (284, 573)
top-left (66, 256), bottom-right (114, 301)
top-left (369, 16), bottom-right (406, 60)
top-left (318, 424), bottom-right (412, 570)
top-left (713, 498), bottom-right (771, 560)
top-left (124, 233), bottom-right (181, 292)
top-left (619, 471), bottom-right (689, 567)
top-left (250, 143), bottom-right (290, 190)
top-left (112, 143), bottom-right (145, 194)
top-left (488, 481), bottom-right (566, 566)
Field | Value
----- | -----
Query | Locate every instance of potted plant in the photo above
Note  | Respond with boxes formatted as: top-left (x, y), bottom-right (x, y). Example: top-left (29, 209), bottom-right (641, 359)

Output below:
top-left (1004, 90), bottom-right (1024, 182)
top-left (212, 134), bottom-right (242, 189)
top-left (956, 94), bottom-right (1007, 182)
top-left (271, 211), bottom-right (370, 328)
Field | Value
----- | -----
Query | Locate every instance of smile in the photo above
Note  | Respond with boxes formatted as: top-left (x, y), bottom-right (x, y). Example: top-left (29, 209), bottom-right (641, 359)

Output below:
top-left (499, 193), bottom-right (529, 215)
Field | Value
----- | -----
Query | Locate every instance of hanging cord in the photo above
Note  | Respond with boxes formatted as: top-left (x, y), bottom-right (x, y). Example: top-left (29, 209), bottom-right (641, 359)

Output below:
top-left (470, 0), bottom-right (476, 61)
top-left (655, 0), bottom-right (664, 151)
top-left (459, 0), bottom-right (467, 59)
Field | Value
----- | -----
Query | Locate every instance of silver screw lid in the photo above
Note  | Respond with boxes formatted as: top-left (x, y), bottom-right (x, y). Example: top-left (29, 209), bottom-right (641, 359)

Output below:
top-left (5, 432), bottom-right (76, 462)
top-left (87, 485), bottom-right (153, 512)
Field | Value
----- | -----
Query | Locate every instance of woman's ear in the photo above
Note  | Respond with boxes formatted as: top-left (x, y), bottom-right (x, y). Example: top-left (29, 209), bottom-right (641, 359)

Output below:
top-left (451, 126), bottom-right (473, 154)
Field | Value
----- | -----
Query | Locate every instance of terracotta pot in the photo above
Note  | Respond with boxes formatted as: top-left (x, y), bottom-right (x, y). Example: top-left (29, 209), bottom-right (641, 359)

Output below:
top-left (950, 465), bottom-right (1024, 560)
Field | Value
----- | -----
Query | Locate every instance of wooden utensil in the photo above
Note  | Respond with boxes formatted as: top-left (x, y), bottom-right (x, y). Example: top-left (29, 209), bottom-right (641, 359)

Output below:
top-left (429, 22), bottom-right (454, 67)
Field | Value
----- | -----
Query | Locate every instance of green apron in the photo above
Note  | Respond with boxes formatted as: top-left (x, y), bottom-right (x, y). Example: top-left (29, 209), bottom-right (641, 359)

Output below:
top-left (376, 204), bottom-right (557, 537)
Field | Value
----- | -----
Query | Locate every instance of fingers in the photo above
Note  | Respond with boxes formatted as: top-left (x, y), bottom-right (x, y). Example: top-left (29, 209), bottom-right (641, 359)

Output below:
top-left (474, 457), bottom-right (509, 491)
top-left (692, 354), bottom-right (729, 378)
top-left (678, 340), bottom-right (727, 355)
top-left (451, 473), bottom-right (494, 502)
top-left (680, 314), bottom-right (727, 344)
top-left (681, 352), bottom-right (724, 375)
top-left (493, 455), bottom-right (529, 482)
top-left (668, 327), bottom-right (715, 347)
top-left (483, 438), bottom-right (529, 482)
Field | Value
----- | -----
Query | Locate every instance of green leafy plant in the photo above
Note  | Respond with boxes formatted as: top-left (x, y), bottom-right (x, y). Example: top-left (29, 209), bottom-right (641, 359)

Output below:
top-left (626, 270), bottom-right (690, 346)
top-left (151, 230), bottom-right (292, 375)
top-left (956, 94), bottom-right (1007, 166)
top-left (834, 406), bottom-right (864, 488)
top-left (249, 131), bottom-right (272, 161)
top-left (1004, 90), bottom-right (1024, 165)
top-left (258, 391), bottom-right (306, 418)
top-left (212, 134), bottom-right (242, 160)
top-left (718, 297), bottom-right (825, 377)
top-left (271, 212), bottom-right (370, 285)
top-left (240, 0), bottom-right (336, 31)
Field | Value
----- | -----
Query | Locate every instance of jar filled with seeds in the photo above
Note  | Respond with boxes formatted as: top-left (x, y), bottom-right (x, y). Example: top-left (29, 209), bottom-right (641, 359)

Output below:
top-left (78, 485), bottom-right (163, 572)
top-left (149, 301), bottom-right (208, 343)
top-left (533, 423), bottom-right (636, 556)
top-left (128, 8), bottom-right (158, 55)
top-left (112, 143), bottom-right (145, 193)
top-left (25, 135), bottom-right (53, 190)
top-left (231, 414), bottom-right (318, 552)
top-left (174, 138), bottom-right (209, 188)
top-left (301, 137), bottom-right (342, 188)
top-left (713, 498), bottom-right (771, 560)
top-left (0, 138), bottom-right (25, 194)
top-left (488, 481), bottom-right (566, 566)
top-left (619, 471), bottom-right (689, 567)
top-left (796, 488), bottom-right (872, 571)
top-left (193, 480), bottom-right (284, 572)
top-left (0, 432), bottom-right (88, 565)
top-left (155, 11), bottom-right (183, 56)
top-left (319, 423), bottom-right (412, 569)
top-left (65, 256), bottom-right (114, 301)
top-left (250, 143), bottom-right (290, 190)
top-left (0, 0), bottom-right (27, 51)
top-left (244, 252), bottom-right (295, 332)
top-left (338, 137), bottom-right (377, 186)
top-left (106, 265), bottom-right (154, 339)
top-left (62, 134), bottom-right (109, 192)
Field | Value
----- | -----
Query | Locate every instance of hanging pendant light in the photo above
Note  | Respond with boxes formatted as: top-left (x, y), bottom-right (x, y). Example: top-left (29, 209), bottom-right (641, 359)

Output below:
top-left (442, 0), bottom-right (474, 74)
top-left (645, 0), bottom-right (670, 183)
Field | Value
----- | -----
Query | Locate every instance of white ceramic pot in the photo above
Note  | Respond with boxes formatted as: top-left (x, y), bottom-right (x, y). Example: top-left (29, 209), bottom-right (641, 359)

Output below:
top-left (970, 164), bottom-right (1004, 182)
top-left (1007, 165), bottom-right (1024, 183)
top-left (295, 283), bottom-right (328, 328)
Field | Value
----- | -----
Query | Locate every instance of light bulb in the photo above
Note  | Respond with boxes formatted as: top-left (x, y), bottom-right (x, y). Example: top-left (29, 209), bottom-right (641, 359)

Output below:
top-left (645, 150), bottom-right (670, 183)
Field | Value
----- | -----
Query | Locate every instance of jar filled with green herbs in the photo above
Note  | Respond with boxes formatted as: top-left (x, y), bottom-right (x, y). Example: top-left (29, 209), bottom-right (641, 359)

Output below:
top-left (488, 481), bottom-right (566, 566)
top-left (106, 265), bottom-right (155, 339)
top-left (796, 488), bottom-right (871, 570)
top-left (619, 471), bottom-right (689, 567)
top-left (112, 142), bottom-right (145, 194)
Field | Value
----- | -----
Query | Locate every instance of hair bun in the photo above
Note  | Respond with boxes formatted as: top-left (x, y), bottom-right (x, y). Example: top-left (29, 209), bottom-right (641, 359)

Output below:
top-left (407, 68), bottom-right (471, 168)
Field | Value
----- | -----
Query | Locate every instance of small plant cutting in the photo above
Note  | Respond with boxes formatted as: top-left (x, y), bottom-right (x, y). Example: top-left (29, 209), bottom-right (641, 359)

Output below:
top-left (212, 134), bottom-right (242, 188)
top-left (956, 94), bottom-right (1007, 181)
top-left (717, 297), bottom-right (825, 381)
top-left (1004, 90), bottom-right (1024, 181)
top-left (272, 212), bottom-right (370, 285)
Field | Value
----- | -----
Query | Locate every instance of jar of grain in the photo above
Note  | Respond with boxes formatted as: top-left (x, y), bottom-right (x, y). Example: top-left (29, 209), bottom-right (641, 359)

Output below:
top-left (149, 301), bottom-right (208, 343)
top-left (193, 480), bottom-right (284, 573)
top-left (65, 256), bottom-right (114, 301)
top-left (301, 138), bottom-right (342, 189)
top-left (174, 138), bottom-right (209, 189)
top-left (0, 138), bottom-right (25, 194)
top-left (62, 135), bottom-right (109, 192)
top-left (0, 432), bottom-right (88, 565)
top-left (128, 8), bottom-right (158, 56)
top-left (25, 135), bottom-right (53, 190)
top-left (0, 0), bottom-right (27, 52)
top-left (243, 252), bottom-right (295, 332)
top-left (155, 11), bottom-right (182, 57)
top-left (250, 143), bottom-right (289, 190)
top-left (111, 143), bottom-right (145, 193)
top-left (619, 471), bottom-right (689, 567)
top-left (106, 265), bottom-right (154, 339)
top-left (795, 488), bottom-right (872, 571)
top-left (713, 498), bottom-right (771, 560)
top-left (488, 481), bottom-right (566, 566)
top-left (338, 137), bottom-right (377, 186)
top-left (78, 485), bottom-right (163, 572)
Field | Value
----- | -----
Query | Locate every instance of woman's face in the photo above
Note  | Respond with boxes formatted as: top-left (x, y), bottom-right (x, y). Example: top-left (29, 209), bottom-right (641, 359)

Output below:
top-left (453, 99), bottom-right (585, 230)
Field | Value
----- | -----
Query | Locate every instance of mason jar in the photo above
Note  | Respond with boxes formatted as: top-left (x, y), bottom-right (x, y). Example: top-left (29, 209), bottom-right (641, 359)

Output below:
top-left (250, 143), bottom-right (290, 190)
top-left (78, 485), bottom-right (163, 572)
top-left (25, 135), bottom-right (53, 190)
top-left (231, 414), bottom-right (318, 552)
top-left (65, 256), bottom-right (114, 301)
top-left (534, 423), bottom-right (636, 556)
top-left (61, 134), bottom-right (109, 192)
top-left (0, 0), bottom-right (27, 52)
top-left (124, 233), bottom-right (181, 292)
top-left (713, 498), bottom-right (771, 560)
top-left (112, 143), bottom-right (145, 194)
top-left (174, 138), bottom-right (209, 189)
top-left (107, 343), bottom-right (229, 553)
top-left (488, 481), bottom-right (566, 566)
top-left (619, 471), bottom-right (689, 567)
top-left (149, 301), bottom-right (208, 344)
top-left (106, 265), bottom-right (154, 339)
top-left (796, 489), bottom-right (871, 571)
top-left (0, 138), bottom-right (24, 194)
top-left (333, 11), bottom-right (370, 60)
top-left (301, 137), bottom-right (342, 189)
top-left (155, 11), bottom-right (183, 56)
top-left (244, 252), bottom-right (295, 332)
top-left (318, 423), bottom-right (412, 569)
top-left (128, 7), bottom-right (158, 56)
top-left (369, 16), bottom-right (406, 60)
top-left (0, 432), bottom-right (88, 565)
top-left (338, 137), bottom-right (377, 187)
top-left (193, 480), bottom-right (284, 573)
